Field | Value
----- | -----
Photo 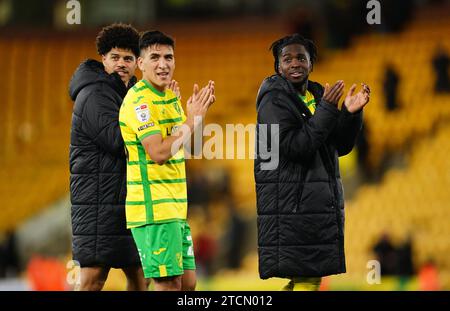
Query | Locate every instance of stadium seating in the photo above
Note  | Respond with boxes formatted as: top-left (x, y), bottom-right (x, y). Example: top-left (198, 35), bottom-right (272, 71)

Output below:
top-left (0, 7), bottom-right (449, 289)
top-left (343, 122), bottom-right (450, 289)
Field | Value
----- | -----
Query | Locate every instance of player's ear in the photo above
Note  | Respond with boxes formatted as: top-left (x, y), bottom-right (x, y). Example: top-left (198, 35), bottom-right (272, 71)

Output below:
top-left (137, 56), bottom-right (144, 72)
top-left (101, 54), bottom-right (107, 67)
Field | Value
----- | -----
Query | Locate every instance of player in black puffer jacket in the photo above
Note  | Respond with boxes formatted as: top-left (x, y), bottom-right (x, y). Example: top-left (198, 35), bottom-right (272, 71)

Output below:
top-left (255, 34), bottom-right (370, 290)
top-left (69, 23), bottom-right (148, 291)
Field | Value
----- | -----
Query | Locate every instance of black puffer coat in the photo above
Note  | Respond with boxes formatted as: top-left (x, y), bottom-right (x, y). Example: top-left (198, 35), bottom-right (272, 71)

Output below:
top-left (255, 75), bottom-right (363, 279)
top-left (69, 60), bottom-right (140, 268)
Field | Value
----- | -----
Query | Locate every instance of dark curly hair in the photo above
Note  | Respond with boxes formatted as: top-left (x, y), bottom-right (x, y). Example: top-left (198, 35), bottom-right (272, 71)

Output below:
top-left (270, 34), bottom-right (317, 74)
top-left (96, 23), bottom-right (140, 57)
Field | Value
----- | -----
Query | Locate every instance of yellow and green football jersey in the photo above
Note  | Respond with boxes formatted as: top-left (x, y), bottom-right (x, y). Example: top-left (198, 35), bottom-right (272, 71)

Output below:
top-left (119, 79), bottom-right (187, 228)
top-left (299, 90), bottom-right (316, 114)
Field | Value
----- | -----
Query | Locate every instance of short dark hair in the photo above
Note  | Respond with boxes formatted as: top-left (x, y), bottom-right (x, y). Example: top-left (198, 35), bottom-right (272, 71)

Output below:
top-left (139, 30), bottom-right (175, 55)
top-left (270, 34), bottom-right (317, 73)
top-left (96, 23), bottom-right (140, 57)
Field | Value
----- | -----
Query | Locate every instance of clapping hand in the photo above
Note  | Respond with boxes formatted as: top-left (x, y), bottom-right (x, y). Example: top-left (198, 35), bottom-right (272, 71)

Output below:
top-left (186, 80), bottom-right (215, 121)
top-left (168, 80), bottom-right (181, 100)
top-left (343, 83), bottom-right (370, 113)
top-left (323, 80), bottom-right (345, 107)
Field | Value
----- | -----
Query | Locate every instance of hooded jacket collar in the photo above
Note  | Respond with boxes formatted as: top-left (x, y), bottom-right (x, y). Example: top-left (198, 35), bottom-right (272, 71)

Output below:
top-left (256, 74), bottom-right (324, 116)
top-left (69, 59), bottom-right (136, 101)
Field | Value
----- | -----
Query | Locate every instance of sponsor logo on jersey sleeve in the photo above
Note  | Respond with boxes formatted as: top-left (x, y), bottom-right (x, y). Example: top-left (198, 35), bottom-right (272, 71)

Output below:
top-left (137, 123), bottom-right (155, 131)
top-left (135, 104), bottom-right (150, 123)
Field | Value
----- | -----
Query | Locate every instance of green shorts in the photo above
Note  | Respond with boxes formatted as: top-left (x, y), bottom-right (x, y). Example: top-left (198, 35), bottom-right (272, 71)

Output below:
top-left (131, 220), bottom-right (196, 278)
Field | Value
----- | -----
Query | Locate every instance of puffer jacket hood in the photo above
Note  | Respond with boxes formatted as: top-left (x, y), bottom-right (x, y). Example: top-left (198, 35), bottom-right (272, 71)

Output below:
top-left (256, 74), bottom-right (324, 112)
top-left (69, 59), bottom-right (132, 101)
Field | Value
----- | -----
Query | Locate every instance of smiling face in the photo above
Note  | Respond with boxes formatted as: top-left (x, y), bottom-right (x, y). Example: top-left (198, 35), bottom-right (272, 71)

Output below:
top-left (138, 44), bottom-right (175, 92)
top-left (102, 47), bottom-right (137, 85)
top-left (278, 43), bottom-right (312, 86)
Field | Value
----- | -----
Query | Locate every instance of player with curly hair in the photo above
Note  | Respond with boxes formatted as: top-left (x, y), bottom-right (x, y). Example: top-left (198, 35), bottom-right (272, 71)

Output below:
top-left (69, 23), bottom-right (149, 291)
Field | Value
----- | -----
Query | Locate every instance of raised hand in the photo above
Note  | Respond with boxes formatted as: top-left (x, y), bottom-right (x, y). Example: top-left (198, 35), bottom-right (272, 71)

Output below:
top-left (168, 79), bottom-right (181, 100)
top-left (323, 80), bottom-right (345, 107)
top-left (344, 83), bottom-right (370, 113)
top-left (186, 80), bottom-right (215, 121)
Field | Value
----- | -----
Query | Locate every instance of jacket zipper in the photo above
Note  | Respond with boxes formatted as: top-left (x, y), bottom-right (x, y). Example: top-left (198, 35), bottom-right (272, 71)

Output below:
top-left (294, 167), bottom-right (307, 213)
top-left (320, 146), bottom-right (343, 269)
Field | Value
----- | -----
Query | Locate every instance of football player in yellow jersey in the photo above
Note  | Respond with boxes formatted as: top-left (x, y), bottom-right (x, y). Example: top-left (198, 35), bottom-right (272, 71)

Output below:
top-left (119, 31), bottom-right (215, 291)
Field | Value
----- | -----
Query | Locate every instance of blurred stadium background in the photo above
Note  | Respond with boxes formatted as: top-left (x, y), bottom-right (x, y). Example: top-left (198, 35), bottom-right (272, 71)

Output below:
top-left (0, 0), bottom-right (449, 291)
